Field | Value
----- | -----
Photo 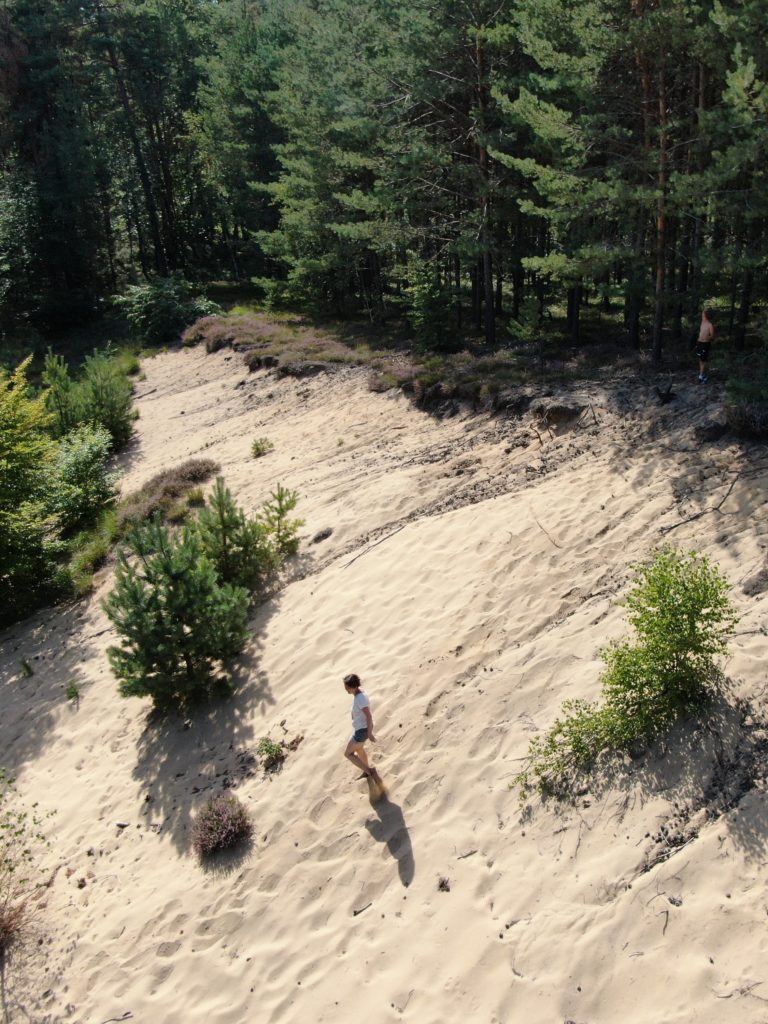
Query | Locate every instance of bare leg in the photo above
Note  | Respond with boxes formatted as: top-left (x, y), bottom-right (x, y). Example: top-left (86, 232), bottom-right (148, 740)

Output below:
top-left (345, 740), bottom-right (372, 775)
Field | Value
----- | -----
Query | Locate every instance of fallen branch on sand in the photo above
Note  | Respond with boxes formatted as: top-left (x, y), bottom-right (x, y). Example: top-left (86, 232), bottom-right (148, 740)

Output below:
top-left (660, 473), bottom-right (741, 535)
top-left (343, 524), bottom-right (406, 568)
top-left (530, 510), bottom-right (562, 549)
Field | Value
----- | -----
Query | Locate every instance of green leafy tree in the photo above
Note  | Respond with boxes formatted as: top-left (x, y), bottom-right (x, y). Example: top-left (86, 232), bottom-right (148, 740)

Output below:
top-left (104, 518), bottom-right (249, 710)
top-left (45, 424), bottom-right (118, 533)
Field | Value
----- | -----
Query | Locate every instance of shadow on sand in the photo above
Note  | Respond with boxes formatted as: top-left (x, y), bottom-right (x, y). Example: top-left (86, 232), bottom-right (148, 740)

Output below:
top-left (364, 780), bottom-right (415, 887)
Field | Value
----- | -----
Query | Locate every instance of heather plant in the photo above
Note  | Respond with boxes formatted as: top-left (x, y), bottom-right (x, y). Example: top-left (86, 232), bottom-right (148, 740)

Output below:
top-left (46, 423), bottom-right (118, 533)
top-left (195, 477), bottom-right (280, 594)
top-left (116, 274), bottom-right (221, 344)
top-left (0, 769), bottom-right (49, 957)
top-left (514, 548), bottom-right (738, 797)
top-left (117, 459), bottom-right (219, 528)
top-left (192, 793), bottom-right (253, 858)
top-left (104, 518), bottom-right (250, 710)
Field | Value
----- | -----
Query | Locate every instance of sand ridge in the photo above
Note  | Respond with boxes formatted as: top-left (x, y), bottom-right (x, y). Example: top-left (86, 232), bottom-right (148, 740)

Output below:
top-left (1, 345), bottom-right (767, 1024)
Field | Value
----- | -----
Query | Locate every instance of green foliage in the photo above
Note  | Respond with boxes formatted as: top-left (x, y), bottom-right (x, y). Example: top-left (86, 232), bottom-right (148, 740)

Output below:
top-left (115, 275), bottom-right (221, 345)
top-left (45, 424), bottom-right (118, 533)
top-left (725, 346), bottom-right (768, 438)
top-left (251, 436), bottom-right (274, 458)
top-left (261, 484), bottom-right (303, 558)
top-left (195, 477), bottom-right (280, 594)
top-left (192, 793), bottom-right (253, 858)
top-left (65, 680), bottom-right (80, 702)
top-left (104, 518), bottom-right (250, 711)
top-left (42, 347), bottom-right (134, 449)
top-left (0, 358), bottom-right (60, 625)
top-left (513, 548), bottom-right (739, 797)
top-left (256, 736), bottom-right (285, 772)
top-left (68, 509), bottom-right (120, 595)
top-left (186, 487), bottom-right (205, 507)
top-left (0, 769), bottom-right (50, 955)
top-left (403, 256), bottom-right (458, 353)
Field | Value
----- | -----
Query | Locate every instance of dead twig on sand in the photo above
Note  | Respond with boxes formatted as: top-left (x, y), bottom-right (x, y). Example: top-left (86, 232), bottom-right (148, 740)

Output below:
top-left (343, 524), bottom-right (406, 569)
top-left (530, 510), bottom-right (562, 549)
top-left (660, 473), bottom-right (741, 536)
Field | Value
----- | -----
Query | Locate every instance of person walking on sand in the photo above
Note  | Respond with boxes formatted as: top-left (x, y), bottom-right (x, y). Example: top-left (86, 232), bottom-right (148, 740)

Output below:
top-left (343, 673), bottom-right (377, 779)
top-left (696, 308), bottom-right (715, 383)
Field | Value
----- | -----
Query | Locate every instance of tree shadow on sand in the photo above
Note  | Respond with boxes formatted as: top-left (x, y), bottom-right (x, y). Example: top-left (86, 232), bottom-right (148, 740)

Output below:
top-left (364, 782), bottom-right (415, 887)
top-left (131, 636), bottom-right (276, 855)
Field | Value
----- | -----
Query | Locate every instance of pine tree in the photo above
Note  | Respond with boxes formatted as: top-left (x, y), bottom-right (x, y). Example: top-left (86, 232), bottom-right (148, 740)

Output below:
top-left (104, 518), bottom-right (250, 710)
top-left (195, 476), bottom-right (279, 595)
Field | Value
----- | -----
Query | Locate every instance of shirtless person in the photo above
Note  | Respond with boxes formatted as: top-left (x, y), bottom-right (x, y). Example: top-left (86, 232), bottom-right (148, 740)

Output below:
top-left (696, 308), bottom-right (715, 383)
top-left (343, 673), bottom-right (377, 779)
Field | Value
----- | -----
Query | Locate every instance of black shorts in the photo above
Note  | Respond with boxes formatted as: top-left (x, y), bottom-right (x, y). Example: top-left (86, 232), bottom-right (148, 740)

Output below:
top-left (353, 728), bottom-right (368, 743)
top-left (696, 342), bottom-right (711, 362)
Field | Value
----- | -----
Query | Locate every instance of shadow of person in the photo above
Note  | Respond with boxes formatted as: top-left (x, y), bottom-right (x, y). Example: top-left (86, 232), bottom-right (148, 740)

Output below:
top-left (364, 784), bottom-right (415, 888)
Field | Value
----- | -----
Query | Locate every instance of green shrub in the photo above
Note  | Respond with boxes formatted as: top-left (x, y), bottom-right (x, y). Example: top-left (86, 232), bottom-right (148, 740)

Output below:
top-left (514, 548), bottom-right (738, 797)
top-left (116, 274), bottom-right (221, 345)
top-left (0, 358), bottom-right (62, 625)
top-left (251, 437), bottom-right (274, 458)
top-left (45, 424), bottom-right (118, 533)
top-left (256, 737), bottom-right (285, 772)
top-left (186, 487), bottom-right (205, 507)
top-left (195, 477), bottom-right (280, 594)
top-left (104, 518), bottom-right (250, 711)
top-left (192, 793), bottom-right (253, 858)
top-left (261, 483), bottom-right (303, 558)
top-left (0, 769), bottom-right (49, 955)
top-left (65, 680), bottom-right (80, 702)
top-left (68, 509), bottom-right (119, 594)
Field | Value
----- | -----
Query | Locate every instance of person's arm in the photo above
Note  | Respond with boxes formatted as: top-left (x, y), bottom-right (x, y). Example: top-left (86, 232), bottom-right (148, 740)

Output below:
top-left (363, 704), bottom-right (376, 742)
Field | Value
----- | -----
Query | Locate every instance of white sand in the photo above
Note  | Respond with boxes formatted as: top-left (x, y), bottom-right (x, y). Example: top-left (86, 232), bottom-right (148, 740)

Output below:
top-left (2, 346), bottom-right (767, 1024)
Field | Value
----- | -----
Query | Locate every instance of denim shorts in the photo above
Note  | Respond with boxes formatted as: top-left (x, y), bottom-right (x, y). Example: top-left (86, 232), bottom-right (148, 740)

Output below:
top-left (353, 728), bottom-right (368, 743)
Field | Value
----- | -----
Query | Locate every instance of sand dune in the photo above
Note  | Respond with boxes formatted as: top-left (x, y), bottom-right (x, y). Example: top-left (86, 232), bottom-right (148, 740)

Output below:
top-left (2, 345), bottom-right (767, 1024)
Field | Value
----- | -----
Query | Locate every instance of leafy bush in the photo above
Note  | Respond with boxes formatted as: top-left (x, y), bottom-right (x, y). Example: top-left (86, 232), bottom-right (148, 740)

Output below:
top-left (514, 548), bottom-right (738, 797)
top-left (116, 274), bottom-right (221, 345)
top-left (45, 424), bottom-right (118, 533)
top-left (192, 793), bottom-right (253, 858)
top-left (0, 358), bottom-right (62, 625)
top-left (261, 484), bottom-right (303, 557)
top-left (0, 769), bottom-right (49, 956)
top-left (104, 518), bottom-right (250, 710)
top-left (251, 437), bottom-right (274, 458)
top-left (195, 477), bottom-right (280, 594)
top-left (256, 736), bottom-right (285, 772)
top-left (68, 508), bottom-right (120, 594)
top-left (117, 458), bottom-right (219, 529)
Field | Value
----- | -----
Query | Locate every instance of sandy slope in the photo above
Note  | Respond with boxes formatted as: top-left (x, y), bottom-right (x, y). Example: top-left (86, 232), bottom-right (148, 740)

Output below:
top-left (2, 345), bottom-right (768, 1024)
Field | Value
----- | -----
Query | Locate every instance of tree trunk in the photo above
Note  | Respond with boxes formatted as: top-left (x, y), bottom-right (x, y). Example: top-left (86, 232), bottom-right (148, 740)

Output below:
top-left (651, 65), bottom-right (668, 364)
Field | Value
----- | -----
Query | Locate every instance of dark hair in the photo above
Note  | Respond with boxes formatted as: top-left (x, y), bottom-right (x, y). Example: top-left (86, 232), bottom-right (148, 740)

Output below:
top-left (704, 307), bottom-right (714, 319)
top-left (343, 673), bottom-right (361, 690)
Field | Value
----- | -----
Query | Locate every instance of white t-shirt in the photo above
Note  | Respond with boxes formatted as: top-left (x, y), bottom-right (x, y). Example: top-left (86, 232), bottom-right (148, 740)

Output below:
top-left (351, 691), bottom-right (370, 730)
